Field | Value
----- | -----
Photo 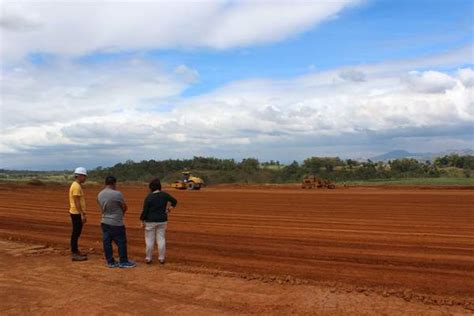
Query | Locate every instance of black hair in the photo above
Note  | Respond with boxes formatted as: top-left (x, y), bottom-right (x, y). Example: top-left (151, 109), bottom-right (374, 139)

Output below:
top-left (149, 178), bottom-right (162, 192)
top-left (105, 175), bottom-right (117, 185)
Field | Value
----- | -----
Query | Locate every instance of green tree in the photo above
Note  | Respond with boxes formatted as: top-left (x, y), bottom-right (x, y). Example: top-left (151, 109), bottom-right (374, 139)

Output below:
top-left (389, 158), bottom-right (423, 176)
top-left (281, 161), bottom-right (302, 181)
top-left (239, 158), bottom-right (260, 173)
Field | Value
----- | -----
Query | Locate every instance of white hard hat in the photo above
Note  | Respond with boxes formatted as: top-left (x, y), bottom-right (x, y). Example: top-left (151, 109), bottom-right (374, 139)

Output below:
top-left (74, 167), bottom-right (87, 176)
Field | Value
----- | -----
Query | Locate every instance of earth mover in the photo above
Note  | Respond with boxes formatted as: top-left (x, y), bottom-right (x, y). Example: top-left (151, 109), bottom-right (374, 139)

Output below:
top-left (171, 171), bottom-right (205, 190)
top-left (301, 175), bottom-right (336, 189)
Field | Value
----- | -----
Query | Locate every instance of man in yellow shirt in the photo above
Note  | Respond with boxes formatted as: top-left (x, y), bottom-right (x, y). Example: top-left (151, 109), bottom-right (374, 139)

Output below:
top-left (69, 167), bottom-right (88, 261)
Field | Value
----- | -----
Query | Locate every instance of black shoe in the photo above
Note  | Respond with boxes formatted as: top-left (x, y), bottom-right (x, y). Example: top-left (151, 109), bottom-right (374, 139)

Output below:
top-left (72, 253), bottom-right (87, 261)
top-left (107, 261), bottom-right (119, 268)
top-left (119, 260), bottom-right (137, 269)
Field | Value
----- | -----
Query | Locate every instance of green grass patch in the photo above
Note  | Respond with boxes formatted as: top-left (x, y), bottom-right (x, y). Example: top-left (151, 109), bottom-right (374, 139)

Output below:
top-left (343, 177), bottom-right (474, 186)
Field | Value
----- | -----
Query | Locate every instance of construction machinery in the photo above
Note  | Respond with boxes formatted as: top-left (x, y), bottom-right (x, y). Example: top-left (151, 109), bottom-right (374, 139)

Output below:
top-left (171, 171), bottom-right (205, 190)
top-left (301, 175), bottom-right (336, 189)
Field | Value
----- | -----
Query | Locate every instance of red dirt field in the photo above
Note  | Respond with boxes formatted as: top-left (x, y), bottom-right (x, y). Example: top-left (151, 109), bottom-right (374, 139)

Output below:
top-left (0, 183), bottom-right (473, 314)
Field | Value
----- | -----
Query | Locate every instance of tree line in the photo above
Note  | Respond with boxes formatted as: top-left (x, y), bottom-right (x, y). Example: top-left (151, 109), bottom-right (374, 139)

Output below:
top-left (88, 154), bottom-right (473, 184)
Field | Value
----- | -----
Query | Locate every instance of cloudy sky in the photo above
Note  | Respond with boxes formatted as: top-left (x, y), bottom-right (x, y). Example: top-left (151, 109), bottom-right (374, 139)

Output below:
top-left (0, 0), bottom-right (473, 170)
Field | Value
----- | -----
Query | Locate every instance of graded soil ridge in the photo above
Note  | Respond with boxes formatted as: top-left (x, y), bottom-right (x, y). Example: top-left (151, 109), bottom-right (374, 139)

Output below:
top-left (0, 184), bottom-right (473, 314)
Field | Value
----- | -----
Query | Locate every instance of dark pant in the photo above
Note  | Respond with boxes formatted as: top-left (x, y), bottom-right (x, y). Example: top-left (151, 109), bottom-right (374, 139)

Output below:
top-left (101, 223), bottom-right (128, 264)
top-left (70, 214), bottom-right (83, 254)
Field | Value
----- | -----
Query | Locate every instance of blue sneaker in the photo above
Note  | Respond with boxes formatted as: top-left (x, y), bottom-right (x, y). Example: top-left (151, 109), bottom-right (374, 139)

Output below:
top-left (107, 261), bottom-right (119, 268)
top-left (119, 260), bottom-right (137, 268)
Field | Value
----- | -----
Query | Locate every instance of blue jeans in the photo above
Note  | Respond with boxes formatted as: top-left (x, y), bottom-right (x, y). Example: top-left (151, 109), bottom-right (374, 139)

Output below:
top-left (101, 223), bottom-right (128, 264)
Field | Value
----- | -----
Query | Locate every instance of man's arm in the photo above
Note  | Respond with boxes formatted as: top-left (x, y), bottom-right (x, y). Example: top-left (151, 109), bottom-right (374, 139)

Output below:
top-left (73, 195), bottom-right (87, 223)
top-left (118, 192), bottom-right (128, 214)
top-left (97, 197), bottom-right (103, 212)
top-left (122, 202), bottom-right (128, 214)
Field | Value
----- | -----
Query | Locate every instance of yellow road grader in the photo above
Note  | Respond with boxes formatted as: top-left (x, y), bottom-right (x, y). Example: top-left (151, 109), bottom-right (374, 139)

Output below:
top-left (171, 171), bottom-right (205, 190)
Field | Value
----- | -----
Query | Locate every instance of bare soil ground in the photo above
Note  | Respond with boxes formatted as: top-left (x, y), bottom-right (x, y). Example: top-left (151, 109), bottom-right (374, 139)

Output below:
top-left (0, 183), bottom-right (473, 315)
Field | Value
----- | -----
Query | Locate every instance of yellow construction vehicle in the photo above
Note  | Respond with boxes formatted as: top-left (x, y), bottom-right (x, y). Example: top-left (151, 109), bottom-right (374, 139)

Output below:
top-left (171, 171), bottom-right (205, 190)
top-left (301, 175), bottom-right (336, 189)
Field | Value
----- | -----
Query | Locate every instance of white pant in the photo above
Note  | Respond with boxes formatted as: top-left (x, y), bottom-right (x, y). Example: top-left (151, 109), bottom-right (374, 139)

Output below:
top-left (144, 222), bottom-right (167, 261)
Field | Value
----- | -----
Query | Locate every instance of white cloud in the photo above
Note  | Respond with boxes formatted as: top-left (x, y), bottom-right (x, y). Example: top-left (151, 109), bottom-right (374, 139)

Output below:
top-left (0, 59), bottom-right (186, 129)
top-left (174, 65), bottom-right (199, 84)
top-left (1, 30), bottom-right (473, 168)
top-left (402, 70), bottom-right (457, 93)
top-left (0, 0), bottom-right (361, 61)
top-left (1, 0), bottom-right (472, 169)
top-left (1, 51), bottom-right (472, 165)
top-left (348, 45), bottom-right (474, 77)
top-left (0, 9), bottom-right (42, 31)
top-left (201, 0), bottom-right (360, 49)
top-left (177, 68), bottom-right (472, 137)
top-left (339, 69), bottom-right (366, 82)
top-left (458, 68), bottom-right (474, 87)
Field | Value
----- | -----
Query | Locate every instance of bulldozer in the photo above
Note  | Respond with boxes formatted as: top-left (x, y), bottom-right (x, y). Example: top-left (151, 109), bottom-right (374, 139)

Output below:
top-left (171, 171), bottom-right (205, 190)
top-left (301, 175), bottom-right (336, 189)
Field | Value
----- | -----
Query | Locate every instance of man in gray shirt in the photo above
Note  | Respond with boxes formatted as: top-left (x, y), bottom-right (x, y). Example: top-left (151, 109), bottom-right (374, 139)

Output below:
top-left (97, 176), bottom-right (136, 268)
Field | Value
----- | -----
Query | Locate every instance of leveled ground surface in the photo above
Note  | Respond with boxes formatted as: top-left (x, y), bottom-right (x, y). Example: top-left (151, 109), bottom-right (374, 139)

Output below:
top-left (0, 183), bottom-right (473, 314)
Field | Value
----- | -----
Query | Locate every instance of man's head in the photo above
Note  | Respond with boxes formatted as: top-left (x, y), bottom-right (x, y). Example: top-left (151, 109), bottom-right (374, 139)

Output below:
top-left (149, 178), bottom-right (161, 192)
top-left (105, 175), bottom-right (117, 188)
top-left (74, 167), bottom-right (87, 184)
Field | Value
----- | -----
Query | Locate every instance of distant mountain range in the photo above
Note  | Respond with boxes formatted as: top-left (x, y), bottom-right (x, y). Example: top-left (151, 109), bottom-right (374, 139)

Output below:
top-left (370, 149), bottom-right (474, 162)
